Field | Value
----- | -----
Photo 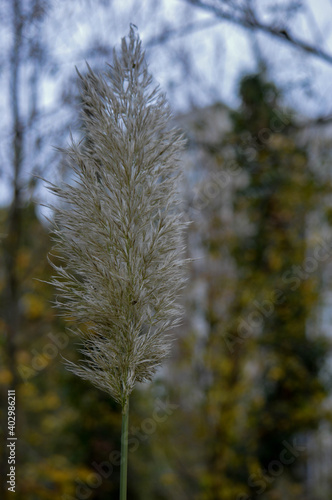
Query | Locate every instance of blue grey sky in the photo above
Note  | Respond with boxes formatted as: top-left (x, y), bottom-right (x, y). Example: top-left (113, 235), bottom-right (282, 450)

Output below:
top-left (1, 0), bottom-right (332, 206)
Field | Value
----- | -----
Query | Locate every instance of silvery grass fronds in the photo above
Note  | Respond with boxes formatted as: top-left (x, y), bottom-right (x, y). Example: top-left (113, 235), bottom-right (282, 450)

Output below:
top-left (46, 26), bottom-right (188, 411)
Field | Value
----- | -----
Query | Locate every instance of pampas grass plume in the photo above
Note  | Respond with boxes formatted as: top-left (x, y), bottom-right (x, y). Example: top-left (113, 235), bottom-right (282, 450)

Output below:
top-left (46, 26), bottom-right (188, 411)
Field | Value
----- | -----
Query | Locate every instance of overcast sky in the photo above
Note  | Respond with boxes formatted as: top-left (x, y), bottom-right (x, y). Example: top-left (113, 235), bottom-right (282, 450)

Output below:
top-left (1, 0), bottom-right (332, 207)
top-left (35, 0), bottom-right (332, 113)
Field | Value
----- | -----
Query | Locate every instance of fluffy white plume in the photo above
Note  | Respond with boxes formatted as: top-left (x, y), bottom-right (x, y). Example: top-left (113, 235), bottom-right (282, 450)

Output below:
top-left (46, 26), bottom-right (188, 408)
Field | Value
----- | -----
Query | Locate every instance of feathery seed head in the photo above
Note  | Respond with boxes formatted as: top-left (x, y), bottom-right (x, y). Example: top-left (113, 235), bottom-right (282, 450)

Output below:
top-left (47, 26), bottom-right (188, 409)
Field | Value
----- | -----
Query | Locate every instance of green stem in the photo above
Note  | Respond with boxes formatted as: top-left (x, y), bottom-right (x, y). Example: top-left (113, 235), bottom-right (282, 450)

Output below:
top-left (119, 399), bottom-right (129, 500)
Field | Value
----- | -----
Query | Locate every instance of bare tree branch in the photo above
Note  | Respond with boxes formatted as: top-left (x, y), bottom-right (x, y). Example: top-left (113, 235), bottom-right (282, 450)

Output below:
top-left (180, 0), bottom-right (332, 65)
top-left (146, 17), bottom-right (221, 47)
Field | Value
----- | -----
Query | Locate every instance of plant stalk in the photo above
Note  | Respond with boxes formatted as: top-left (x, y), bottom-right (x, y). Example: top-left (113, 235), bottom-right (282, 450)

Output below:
top-left (120, 399), bottom-right (129, 500)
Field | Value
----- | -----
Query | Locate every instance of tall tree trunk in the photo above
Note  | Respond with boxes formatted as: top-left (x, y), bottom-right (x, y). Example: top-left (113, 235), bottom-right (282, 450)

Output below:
top-left (0, 1), bottom-right (24, 497)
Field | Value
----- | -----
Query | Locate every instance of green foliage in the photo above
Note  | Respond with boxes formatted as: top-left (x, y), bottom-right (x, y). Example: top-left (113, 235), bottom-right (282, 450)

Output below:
top-left (200, 73), bottom-right (331, 499)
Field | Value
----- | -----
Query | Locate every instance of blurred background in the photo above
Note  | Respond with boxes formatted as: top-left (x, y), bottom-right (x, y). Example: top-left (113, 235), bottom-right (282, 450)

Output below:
top-left (1, 0), bottom-right (332, 499)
